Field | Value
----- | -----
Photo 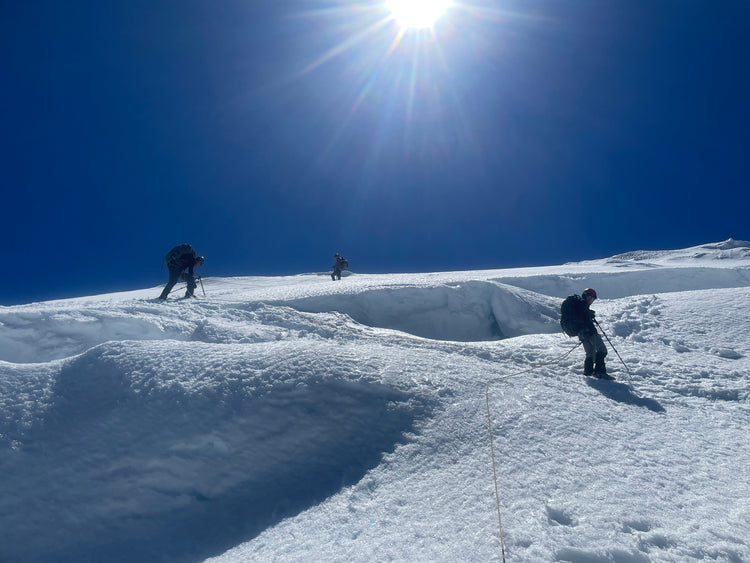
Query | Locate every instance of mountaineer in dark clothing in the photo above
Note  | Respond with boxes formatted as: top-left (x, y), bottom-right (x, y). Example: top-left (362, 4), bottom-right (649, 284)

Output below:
top-left (158, 244), bottom-right (204, 300)
top-left (331, 254), bottom-right (348, 281)
top-left (560, 288), bottom-right (611, 379)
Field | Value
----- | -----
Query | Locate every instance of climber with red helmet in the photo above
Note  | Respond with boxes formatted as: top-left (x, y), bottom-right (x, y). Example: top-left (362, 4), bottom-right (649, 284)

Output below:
top-left (579, 288), bottom-right (610, 378)
top-left (560, 288), bottom-right (611, 379)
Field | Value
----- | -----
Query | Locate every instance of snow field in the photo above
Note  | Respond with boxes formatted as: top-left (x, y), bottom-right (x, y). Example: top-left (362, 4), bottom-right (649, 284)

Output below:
top-left (0, 240), bottom-right (748, 562)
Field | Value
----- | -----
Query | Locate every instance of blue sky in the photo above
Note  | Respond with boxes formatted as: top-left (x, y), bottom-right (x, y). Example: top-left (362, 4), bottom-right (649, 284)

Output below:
top-left (3, 1), bottom-right (748, 305)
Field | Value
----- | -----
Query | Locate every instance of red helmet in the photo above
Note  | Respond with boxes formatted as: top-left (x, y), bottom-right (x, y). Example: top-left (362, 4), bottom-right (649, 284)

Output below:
top-left (582, 288), bottom-right (597, 299)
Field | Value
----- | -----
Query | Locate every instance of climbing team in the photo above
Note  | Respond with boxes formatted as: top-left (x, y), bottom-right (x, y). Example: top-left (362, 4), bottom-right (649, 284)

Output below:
top-left (157, 247), bottom-right (351, 299)
top-left (560, 288), bottom-right (612, 379)
top-left (155, 247), bottom-right (619, 378)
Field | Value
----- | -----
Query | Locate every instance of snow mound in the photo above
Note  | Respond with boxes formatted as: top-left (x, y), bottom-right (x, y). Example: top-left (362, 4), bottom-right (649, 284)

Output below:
top-left (703, 237), bottom-right (750, 250)
top-left (608, 238), bottom-right (750, 264)
top-left (493, 266), bottom-right (750, 299)
top-left (0, 281), bottom-right (560, 363)
top-left (0, 339), bottom-right (433, 562)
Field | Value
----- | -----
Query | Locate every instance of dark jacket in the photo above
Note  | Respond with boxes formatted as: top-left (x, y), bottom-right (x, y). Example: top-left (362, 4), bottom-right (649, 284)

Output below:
top-left (575, 298), bottom-right (596, 337)
top-left (333, 256), bottom-right (349, 271)
top-left (166, 245), bottom-right (198, 273)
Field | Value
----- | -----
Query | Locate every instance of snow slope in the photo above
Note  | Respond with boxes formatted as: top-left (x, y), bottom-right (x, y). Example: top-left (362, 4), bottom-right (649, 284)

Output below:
top-left (0, 240), bottom-right (748, 562)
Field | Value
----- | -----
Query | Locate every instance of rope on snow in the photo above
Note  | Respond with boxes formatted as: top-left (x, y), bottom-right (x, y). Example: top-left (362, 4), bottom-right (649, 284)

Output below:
top-left (484, 341), bottom-right (582, 562)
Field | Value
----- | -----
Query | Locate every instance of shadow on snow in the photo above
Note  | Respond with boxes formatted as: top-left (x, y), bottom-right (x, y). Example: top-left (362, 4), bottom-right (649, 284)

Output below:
top-left (586, 379), bottom-right (666, 413)
top-left (2, 369), bottom-right (433, 563)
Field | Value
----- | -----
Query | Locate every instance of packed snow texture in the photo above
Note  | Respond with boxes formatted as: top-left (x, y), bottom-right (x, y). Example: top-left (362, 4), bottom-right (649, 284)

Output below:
top-left (1, 239), bottom-right (749, 562)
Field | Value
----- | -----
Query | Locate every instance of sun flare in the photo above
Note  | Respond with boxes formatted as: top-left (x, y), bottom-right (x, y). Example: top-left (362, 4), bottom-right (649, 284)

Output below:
top-left (386, 0), bottom-right (451, 29)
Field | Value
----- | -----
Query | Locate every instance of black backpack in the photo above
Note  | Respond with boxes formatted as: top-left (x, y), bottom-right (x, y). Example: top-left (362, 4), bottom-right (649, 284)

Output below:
top-left (560, 294), bottom-right (586, 337)
top-left (165, 243), bottom-right (195, 268)
top-left (340, 258), bottom-right (349, 270)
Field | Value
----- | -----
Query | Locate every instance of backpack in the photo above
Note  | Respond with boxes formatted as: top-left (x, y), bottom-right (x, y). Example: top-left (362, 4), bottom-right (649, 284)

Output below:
top-left (165, 243), bottom-right (195, 268)
top-left (560, 294), bottom-right (586, 337)
top-left (339, 258), bottom-right (349, 270)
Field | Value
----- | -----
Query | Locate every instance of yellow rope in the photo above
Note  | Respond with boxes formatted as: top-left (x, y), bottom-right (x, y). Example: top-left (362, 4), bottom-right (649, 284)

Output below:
top-left (485, 381), bottom-right (508, 562)
top-left (484, 342), bottom-right (581, 561)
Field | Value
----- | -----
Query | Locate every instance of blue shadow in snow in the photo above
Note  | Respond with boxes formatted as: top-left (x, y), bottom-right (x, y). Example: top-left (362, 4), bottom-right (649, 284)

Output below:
top-left (4, 373), bottom-right (434, 563)
top-left (586, 378), bottom-right (665, 413)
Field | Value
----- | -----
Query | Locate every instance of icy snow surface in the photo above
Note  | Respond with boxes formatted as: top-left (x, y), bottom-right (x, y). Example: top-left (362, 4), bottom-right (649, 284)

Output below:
top-left (1, 239), bottom-right (749, 562)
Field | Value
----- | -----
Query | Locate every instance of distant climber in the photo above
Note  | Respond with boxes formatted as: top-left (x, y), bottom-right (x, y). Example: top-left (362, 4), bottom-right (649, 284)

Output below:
top-left (560, 288), bottom-right (611, 379)
top-left (331, 254), bottom-right (348, 281)
top-left (158, 244), bottom-right (204, 300)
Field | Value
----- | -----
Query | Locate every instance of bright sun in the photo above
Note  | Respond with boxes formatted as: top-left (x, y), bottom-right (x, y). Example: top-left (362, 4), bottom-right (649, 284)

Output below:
top-left (386, 0), bottom-right (451, 29)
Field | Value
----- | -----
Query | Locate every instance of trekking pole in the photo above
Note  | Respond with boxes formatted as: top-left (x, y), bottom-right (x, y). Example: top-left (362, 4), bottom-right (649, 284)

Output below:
top-left (595, 320), bottom-right (633, 377)
top-left (167, 284), bottom-right (194, 297)
top-left (198, 276), bottom-right (206, 297)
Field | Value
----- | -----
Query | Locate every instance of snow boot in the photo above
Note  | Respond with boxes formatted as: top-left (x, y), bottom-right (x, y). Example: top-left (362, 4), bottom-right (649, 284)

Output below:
top-left (583, 357), bottom-right (594, 376)
top-left (594, 352), bottom-right (613, 379)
